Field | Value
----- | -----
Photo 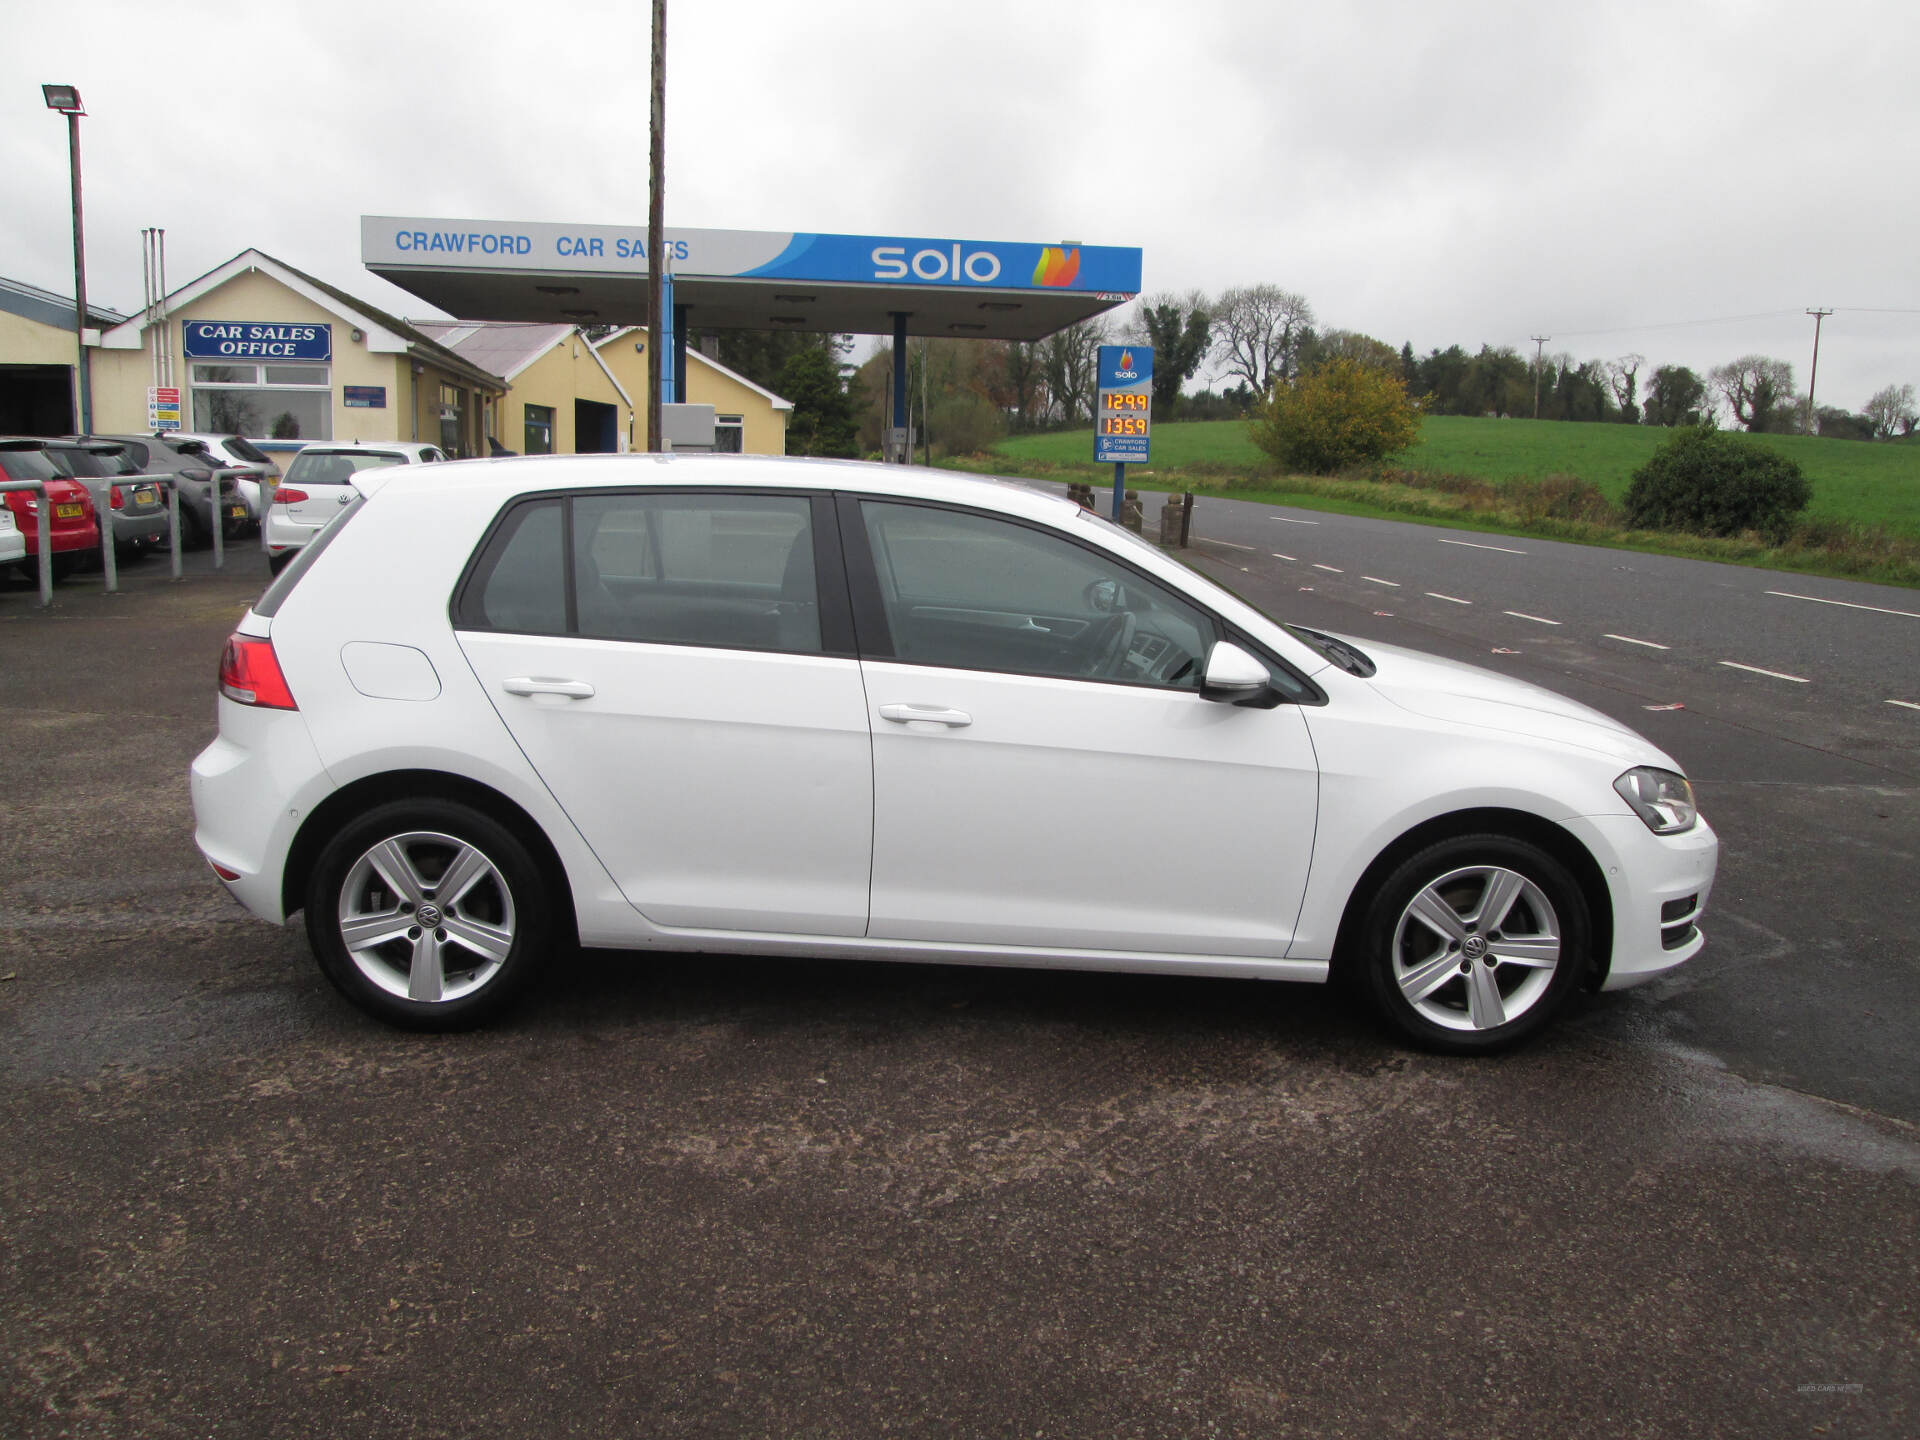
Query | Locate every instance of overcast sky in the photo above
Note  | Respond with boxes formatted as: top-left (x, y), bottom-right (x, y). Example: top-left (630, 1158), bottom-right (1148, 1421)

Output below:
top-left (5, 0), bottom-right (1915, 411)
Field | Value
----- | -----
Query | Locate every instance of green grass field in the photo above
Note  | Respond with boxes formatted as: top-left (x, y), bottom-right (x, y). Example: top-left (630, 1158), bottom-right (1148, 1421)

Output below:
top-left (994, 416), bottom-right (1920, 535)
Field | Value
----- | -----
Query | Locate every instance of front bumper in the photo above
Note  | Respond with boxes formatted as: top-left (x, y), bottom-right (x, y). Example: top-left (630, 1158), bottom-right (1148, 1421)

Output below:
top-left (1560, 812), bottom-right (1720, 990)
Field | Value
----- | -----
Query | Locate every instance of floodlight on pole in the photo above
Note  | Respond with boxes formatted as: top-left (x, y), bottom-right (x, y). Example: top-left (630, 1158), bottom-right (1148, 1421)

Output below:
top-left (43, 83), bottom-right (92, 434)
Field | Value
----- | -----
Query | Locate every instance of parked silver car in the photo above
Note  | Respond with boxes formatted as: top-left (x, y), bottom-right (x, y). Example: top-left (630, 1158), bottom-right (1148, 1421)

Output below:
top-left (41, 439), bottom-right (169, 556)
top-left (93, 435), bottom-right (248, 548)
top-left (162, 432), bottom-right (281, 525)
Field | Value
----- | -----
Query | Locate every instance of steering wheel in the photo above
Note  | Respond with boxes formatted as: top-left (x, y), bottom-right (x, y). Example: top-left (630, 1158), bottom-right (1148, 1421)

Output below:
top-left (1084, 609), bottom-right (1137, 677)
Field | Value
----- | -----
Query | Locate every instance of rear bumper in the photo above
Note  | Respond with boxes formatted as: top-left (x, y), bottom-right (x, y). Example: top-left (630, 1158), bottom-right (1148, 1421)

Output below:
top-left (263, 512), bottom-right (324, 553)
top-left (191, 698), bottom-right (335, 927)
top-left (1559, 812), bottom-right (1719, 990)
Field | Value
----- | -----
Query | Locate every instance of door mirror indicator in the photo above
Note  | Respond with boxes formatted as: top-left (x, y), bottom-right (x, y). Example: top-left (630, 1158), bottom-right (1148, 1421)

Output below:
top-left (1201, 641), bottom-right (1279, 706)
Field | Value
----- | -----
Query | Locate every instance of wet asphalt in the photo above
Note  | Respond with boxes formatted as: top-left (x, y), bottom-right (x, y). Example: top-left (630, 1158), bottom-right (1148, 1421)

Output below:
top-left (1, 535), bottom-right (1915, 1439)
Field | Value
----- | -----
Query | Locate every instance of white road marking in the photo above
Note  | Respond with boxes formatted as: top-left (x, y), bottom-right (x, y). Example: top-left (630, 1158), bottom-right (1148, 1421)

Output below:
top-left (1888, 699), bottom-right (1920, 712)
top-left (1204, 538), bottom-right (1255, 550)
top-left (1271, 553), bottom-right (1296, 561)
top-left (1362, 575), bottom-right (1401, 587)
top-left (1274, 516), bottom-right (1320, 525)
top-left (1605, 633), bottom-right (1671, 650)
top-left (1643, 703), bottom-right (1686, 711)
top-left (1503, 610), bottom-right (1562, 625)
top-left (1438, 538), bottom-right (1528, 555)
top-left (1426, 592), bottom-right (1473, 605)
top-left (1719, 661), bottom-right (1809, 683)
top-left (1313, 563), bottom-right (1344, 573)
top-left (1766, 590), bottom-right (1920, 620)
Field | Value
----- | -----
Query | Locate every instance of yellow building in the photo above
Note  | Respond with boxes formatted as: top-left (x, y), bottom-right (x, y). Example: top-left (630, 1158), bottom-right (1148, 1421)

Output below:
top-left (3, 252), bottom-right (791, 459)
top-left (413, 322), bottom-right (633, 455)
top-left (409, 321), bottom-right (793, 455)
top-left (591, 328), bottom-right (791, 455)
top-left (90, 250), bottom-right (506, 464)
top-left (0, 275), bottom-right (126, 433)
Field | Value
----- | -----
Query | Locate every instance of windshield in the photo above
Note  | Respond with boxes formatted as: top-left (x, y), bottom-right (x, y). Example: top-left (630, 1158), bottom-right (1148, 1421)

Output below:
top-left (0, 449), bottom-right (61, 483)
top-left (285, 451), bottom-right (410, 486)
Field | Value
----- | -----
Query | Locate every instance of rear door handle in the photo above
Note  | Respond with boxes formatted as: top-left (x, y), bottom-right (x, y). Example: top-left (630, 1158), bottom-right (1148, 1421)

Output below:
top-left (503, 676), bottom-right (596, 699)
top-left (879, 703), bottom-right (972, 728)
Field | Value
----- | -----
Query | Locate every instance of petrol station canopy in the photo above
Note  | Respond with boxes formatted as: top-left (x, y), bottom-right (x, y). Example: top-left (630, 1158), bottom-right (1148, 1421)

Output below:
top-left (362, 216), bottom-right (1142, 342)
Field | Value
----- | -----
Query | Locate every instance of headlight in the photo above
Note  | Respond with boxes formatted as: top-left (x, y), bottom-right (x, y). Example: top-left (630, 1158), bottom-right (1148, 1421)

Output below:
top-left (1614, 767), bottom-right (1698, 834)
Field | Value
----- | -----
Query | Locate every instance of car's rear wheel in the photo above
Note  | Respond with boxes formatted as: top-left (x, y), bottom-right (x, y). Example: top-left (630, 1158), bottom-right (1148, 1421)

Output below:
top-left (305, 799), bottom-right (549, 1030)
top-left (1356, 833), bottom-right (1591, 1054)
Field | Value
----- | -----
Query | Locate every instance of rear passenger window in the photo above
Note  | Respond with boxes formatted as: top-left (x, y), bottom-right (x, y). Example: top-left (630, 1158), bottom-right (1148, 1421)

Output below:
top-left (572, 493), bottom-right (819, 653)
top-left (469, 501), bottom-right (566, 634)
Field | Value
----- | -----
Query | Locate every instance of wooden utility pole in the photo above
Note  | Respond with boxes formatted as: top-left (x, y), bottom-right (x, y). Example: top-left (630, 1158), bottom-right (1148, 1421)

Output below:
top-left (1530, 335), bottom-right (1550, 419)
top-left (646, 0), bottom-right (666, 452)
top-left (1804, 308), bottom-right (1832, 435)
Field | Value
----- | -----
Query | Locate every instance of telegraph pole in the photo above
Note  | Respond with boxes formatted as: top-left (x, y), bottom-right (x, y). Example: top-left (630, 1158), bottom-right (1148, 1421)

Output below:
top-left (1804, 308), bottom-right (1832, 435)
top-left (646, 0), bottom-right (666, 452)
top-left (1530, 336), bottom-right (1550, 419)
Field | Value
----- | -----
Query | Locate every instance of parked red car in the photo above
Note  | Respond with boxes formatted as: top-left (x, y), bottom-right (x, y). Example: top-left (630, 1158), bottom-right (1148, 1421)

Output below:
top-left (0, 438), bottom-right (101, 578)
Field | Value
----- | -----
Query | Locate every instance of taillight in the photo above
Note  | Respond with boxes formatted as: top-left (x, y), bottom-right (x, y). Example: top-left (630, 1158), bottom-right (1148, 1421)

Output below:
top-left (273, 488), bottom-right (308, 505)
top-left (219, 634), bottom-right (298, 710)
top-left (110, 485), bottom-right (126, 510)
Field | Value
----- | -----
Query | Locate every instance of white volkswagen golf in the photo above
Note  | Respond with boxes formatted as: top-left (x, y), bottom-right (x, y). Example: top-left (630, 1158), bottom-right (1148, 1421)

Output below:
top-left (191, 455), bottom-right (1717, 1052)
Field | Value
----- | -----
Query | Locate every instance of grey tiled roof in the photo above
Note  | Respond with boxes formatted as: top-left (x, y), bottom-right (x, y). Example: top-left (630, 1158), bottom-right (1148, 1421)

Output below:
top-left (0, 274), bottom-right (127, 331)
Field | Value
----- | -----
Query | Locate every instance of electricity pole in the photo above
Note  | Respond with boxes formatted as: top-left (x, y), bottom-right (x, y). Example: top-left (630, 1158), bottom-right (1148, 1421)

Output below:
top-left (1804, 308), bottom-right (1832, 435)
top-left (1530, 336), bottom-right (1550, 419)
top-left (646, 0), bottom-right (666, 452)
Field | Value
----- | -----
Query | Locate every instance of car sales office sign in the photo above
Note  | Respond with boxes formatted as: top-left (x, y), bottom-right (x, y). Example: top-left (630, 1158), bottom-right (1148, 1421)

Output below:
top-left (1094, 345), bottom-right (1152, 463)
top-left (183, 322), bottom-right (331, 361)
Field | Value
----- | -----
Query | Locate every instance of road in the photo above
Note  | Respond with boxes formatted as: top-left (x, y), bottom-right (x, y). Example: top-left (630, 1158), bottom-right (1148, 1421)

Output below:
top-left (1, 519), bottom-right (1915, 1439)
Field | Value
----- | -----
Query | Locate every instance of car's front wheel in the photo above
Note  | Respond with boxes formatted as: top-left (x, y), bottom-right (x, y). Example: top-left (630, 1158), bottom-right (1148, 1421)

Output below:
top-left (1356, 833), bottom-right (1592, 1054)
top-left (305, 799), bottom-right (550, 1030)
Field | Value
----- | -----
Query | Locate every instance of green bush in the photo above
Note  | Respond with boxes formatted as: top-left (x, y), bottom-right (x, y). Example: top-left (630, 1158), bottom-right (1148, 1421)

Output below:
top-left (1624, 425), bottom-right (1812, 540)
top-left (1249, 358), bottom-right (1421, 474)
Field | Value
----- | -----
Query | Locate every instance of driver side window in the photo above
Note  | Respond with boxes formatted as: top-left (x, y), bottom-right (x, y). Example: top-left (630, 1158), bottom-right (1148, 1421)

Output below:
top-left (859, 501), bottom-right (1212, 689)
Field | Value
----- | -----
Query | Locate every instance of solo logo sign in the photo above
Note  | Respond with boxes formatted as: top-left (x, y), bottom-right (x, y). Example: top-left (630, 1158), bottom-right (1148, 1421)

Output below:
top-left (872, 244), bottom-right (1004, 284)
top-left (870, 243), bottom-right (1085, 287)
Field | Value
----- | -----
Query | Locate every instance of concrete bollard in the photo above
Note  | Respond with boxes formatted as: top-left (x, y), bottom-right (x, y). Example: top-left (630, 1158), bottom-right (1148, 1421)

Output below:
top-left (1159, 495), bottom-right (1184, 545)
top-left (1122, 489), bottom-right (1144, 533)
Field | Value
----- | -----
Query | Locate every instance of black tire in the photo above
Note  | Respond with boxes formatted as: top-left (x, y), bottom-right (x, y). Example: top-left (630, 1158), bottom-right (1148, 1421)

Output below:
top-left (267, 550), bottom-right (294, 576)
top-left (305, 798), bottom-right (551, 1030)
top-left (1355, 833), bottom-right (1592, 1055)
top-left (179, 503), bottom-right (210, 550)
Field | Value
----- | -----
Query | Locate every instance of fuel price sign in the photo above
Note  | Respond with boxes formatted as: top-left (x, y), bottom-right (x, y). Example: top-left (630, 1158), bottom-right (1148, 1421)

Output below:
top-left (1093, 345), bottom-right (1153, 464)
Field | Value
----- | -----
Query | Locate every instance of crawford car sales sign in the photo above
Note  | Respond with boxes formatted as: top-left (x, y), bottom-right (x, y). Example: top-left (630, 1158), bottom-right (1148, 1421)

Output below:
top-left (183, 322), bottom-right (332, 361)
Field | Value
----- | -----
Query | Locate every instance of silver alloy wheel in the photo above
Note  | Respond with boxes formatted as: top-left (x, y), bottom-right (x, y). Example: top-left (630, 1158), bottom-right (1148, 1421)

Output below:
top-left (1390, 864), bottom-right (1561, 1032)
top-left (336, 830), bottom-right (517, 1003)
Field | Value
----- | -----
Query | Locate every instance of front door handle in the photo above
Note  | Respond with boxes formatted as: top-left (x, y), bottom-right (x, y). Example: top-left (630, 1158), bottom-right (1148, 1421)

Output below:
top-left (879, 703), bottom-right (972, 728)
top-left (503, 676), bottom-right (596, 699)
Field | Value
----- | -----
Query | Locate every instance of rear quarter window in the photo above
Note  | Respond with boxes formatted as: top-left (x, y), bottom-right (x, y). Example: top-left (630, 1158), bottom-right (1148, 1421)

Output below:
top-left (454, 500), bottom-right (567, 634)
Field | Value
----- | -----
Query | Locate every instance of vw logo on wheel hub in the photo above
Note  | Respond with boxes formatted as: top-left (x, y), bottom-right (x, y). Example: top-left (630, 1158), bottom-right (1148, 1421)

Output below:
top-left (1462, 935), bottom-right (1488, 960)
top-left (416, 902), bottom-right (443, 927)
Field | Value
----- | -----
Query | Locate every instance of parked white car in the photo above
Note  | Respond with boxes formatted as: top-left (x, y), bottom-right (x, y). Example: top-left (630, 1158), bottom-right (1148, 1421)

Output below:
top-left (192, 456), bottom-right (1717, 1052)
top-left (263, 441), bottom-right (445, 572)
top-left (0, 497), bottom-right (24, 570)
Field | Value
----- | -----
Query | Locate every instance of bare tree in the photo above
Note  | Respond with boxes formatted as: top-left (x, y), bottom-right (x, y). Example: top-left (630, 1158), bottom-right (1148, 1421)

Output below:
top-left (1709, 355), bottom-right (1795, 432)
top-left (1212, 285), bottom-right (1316, 395)
top-left (1862, 383), bottom-right (1918, 440)
top-left (1041, 316), bottom-right (1108, 425)
top-left (1605, 354), bottom-right (1645, 424)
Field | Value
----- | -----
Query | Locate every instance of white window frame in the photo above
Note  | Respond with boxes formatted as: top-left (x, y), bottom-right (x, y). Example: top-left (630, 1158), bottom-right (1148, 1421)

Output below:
top-left (189, 361), bottom-right (333, 442)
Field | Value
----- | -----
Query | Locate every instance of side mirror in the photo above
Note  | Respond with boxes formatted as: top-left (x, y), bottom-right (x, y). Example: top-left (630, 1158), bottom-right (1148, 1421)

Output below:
top-left (1201, 640), bottom-right (1279, 706)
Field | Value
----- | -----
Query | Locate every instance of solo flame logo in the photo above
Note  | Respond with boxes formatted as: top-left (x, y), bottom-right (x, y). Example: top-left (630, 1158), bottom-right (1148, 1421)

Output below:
top-left (1113, 348), bottom-right (1140, 381)
top-left (1032, 247), bottom-right (1081, 287)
